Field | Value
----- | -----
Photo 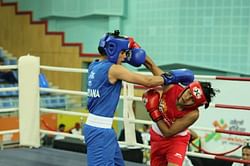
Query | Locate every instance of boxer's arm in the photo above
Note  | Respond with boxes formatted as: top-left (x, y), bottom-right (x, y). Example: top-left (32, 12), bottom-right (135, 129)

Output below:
top-left (143, 55), bottom-right (164, 76)
top-left (157, 110), bottom-right (199, 137)
top-left (109, 64), bottom-right (164, 87)
top-left (144, 57), bottom-right (194, 86)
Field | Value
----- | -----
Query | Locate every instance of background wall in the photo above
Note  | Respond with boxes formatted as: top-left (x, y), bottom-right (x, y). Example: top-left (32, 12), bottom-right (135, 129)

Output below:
top-left (3, 0), bottom-right (250, 76)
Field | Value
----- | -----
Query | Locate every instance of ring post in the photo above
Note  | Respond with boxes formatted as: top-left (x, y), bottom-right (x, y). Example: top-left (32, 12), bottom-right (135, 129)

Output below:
top-left (123, 82), bottom-right (136, 146)
top-left (18, 55), bottom-right (40, 148)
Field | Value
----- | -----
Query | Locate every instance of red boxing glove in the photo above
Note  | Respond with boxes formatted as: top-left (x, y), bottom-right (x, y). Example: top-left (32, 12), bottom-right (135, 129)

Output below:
top-left (128, 37), bottom-right (141, 48)
top-left (142, 89), bottom-right (163, 122)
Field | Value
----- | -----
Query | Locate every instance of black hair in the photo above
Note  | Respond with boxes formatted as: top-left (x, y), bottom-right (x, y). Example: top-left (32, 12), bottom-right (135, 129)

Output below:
top-left (243, 143), bottom-right (250, 151)
top-left (98, 46), bottom-right (106, 55)
top-left (59, 123), bottom-right (65, 128)
top-left (200, 82), bottom-right (216, 109)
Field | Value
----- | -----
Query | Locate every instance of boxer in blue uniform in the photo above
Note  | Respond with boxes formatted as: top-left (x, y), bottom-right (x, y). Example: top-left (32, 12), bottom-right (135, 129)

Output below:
top-left (84, 30), bottom-right (194, 166)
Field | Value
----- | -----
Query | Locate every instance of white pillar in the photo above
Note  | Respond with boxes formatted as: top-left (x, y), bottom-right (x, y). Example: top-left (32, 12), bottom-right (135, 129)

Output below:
top-left (18, 55), bottom-right (40, 148)
top-left (123, 82), bottom-right (136, 146)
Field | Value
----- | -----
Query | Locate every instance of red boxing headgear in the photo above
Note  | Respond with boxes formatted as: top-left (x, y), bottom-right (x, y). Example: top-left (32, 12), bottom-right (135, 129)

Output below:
top-left (183, 81), bottom-right (207, 110)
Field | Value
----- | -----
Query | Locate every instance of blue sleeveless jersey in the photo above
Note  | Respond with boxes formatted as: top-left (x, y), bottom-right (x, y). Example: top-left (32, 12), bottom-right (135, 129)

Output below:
top-left (87, 59), bottom-right (122, 117)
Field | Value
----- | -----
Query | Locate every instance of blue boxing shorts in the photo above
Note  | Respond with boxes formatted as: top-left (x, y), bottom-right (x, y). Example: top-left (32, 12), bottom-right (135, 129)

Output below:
top-left (84, 124), bottom-right (125, 166)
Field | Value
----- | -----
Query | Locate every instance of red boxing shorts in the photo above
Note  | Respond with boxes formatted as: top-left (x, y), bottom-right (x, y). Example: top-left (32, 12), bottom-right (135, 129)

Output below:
top-left (150, 128), bottom-right (190, 166)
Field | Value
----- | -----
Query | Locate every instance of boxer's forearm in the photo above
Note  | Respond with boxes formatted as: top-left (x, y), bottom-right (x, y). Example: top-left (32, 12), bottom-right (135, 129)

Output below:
top-left (144, 55), bottom-right (164, 76)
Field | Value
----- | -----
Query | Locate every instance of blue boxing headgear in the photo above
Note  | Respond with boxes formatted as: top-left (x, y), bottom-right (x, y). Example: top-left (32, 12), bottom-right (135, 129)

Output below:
top-left (98, 30), bottom-right (130, 63)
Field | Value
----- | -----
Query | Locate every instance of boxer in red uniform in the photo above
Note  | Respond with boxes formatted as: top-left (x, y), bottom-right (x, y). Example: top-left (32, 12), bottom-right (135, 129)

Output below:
top-left (143, 81), bottom-right (216, 166)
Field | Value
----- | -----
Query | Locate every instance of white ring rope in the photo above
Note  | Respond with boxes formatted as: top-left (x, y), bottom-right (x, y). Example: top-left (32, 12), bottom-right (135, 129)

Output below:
top-left (118, 141), bottom-right (150, 149)
top-left (0, 87), bottom-right (18, 92)
top-left (0, 129), bottom-right (19, 135)
top-left (40, 129), bottom-right (84, 140)
top-left (0, 108), bottom-right (18, 113)
top-left (40, 65), bottom-right (88, 73)
top-left (0, 65), bottom-right (17, 70)
top-left (40, 87), bottom-right (87, 96)
top-left (195, 75), bottom-right (217, 80)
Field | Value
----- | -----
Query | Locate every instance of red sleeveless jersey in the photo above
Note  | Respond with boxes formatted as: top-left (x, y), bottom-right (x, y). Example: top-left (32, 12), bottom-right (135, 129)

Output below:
top-left (159, 84), bottom-right (193, 126)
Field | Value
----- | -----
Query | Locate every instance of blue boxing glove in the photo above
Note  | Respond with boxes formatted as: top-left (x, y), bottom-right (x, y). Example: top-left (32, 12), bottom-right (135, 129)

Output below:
top-left (161, 69), bottom-right (194, 86)
top-left (124, 48), bottom-right (146, 67)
